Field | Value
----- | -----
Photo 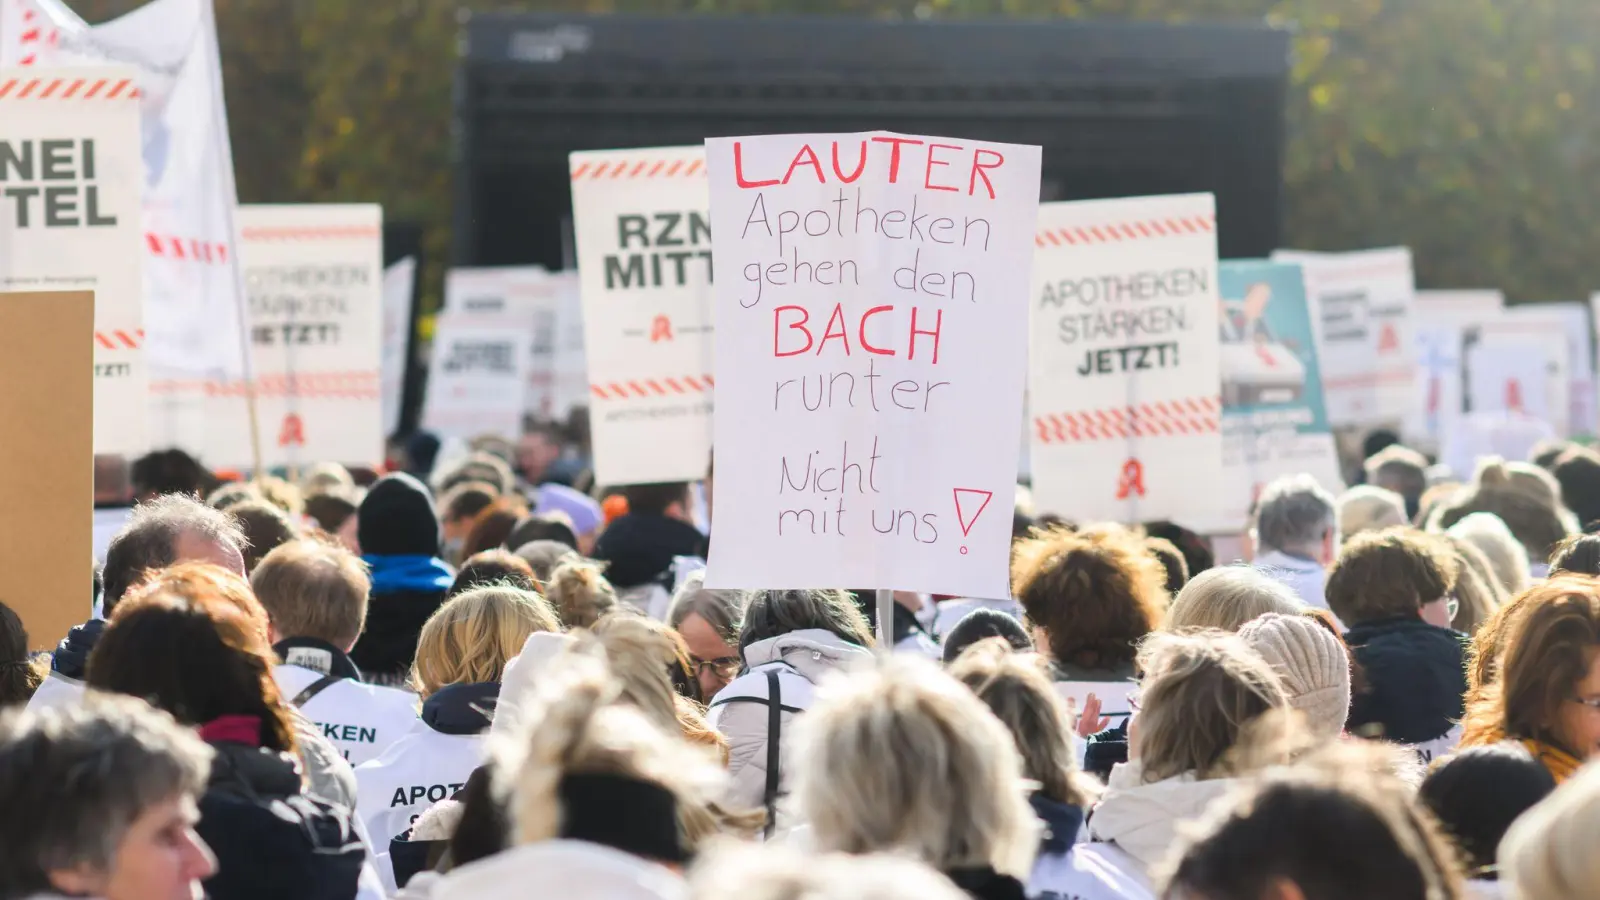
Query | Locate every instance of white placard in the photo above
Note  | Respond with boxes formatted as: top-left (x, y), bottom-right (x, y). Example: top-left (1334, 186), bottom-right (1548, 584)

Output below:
top-left (571, 146), bottom-right (714, 485)
top-left (0, 66), bottom-right (146, 456)
top-left (420, 316), bottom-right (530, 441)
top-left (550, 270), bottom-right (588, 421)
top-left (1505, 303), bottom-right (1594, 438)
top-left (1466, 337), bottom-right (1565, 424)
top-left (380, 256), bottom-right (415, 438)
top-left (443, 266), bottom-right (557, 424)
top-left (1030, 194), bottom-right (1223, 527)
top-left (704, 131), bottom-right (1040, 597)
top-left (1406, 291), bottom-right (1504, 451)
top-left (5, 0), bottom-right (254, 453)
top-left (1274, 248), bottom-right (1417, 427)
top-left (194, 204), bottom-right (384, 469)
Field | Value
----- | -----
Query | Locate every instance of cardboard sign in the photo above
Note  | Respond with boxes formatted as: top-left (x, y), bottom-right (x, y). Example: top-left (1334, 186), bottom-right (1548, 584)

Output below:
top-left (1274, 248), bottom-right (1417, 428)
top-left (570, 146), bottom-right (714, 485)
top-left (1194, 260), bottom-right (1342, 533)
top-left (0, 66), bottom-right (145, 456)
top-left (420, 317), bottom-right (530, 440)
top-left (0, 290), bottom-right (92, 650)
top-left (1030, 194), bottom-right (1223, 526)
top-left (380, 256), bottom-right (416, 438)
top-left (4, 0), bottom-right (253, 453)
top-left (704, 131), bottom-right (1040, 596)
top-left (190, 204), bottom-right (384, 469)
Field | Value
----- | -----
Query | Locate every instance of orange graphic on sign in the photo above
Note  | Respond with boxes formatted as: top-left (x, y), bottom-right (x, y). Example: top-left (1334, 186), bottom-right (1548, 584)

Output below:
top-left (1115, 459), bottom-right (1146, 500)
top-left (1377, 322), bottom-right (1400, 353)
top-left (277, 413), bottom-right (306, 447)
top-left (650, 315), bottom-right (674, 342)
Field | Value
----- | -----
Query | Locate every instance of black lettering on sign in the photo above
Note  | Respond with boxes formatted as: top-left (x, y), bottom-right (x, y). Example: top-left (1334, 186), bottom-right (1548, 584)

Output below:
top-left (1074, 342), bottom-right (1181, 376)
top-left (442, 341), bottom-right (514, 375)
top-left (252, 323), bottom-right (341, 346)
top-left (0, 139), bottom-right (118, 229)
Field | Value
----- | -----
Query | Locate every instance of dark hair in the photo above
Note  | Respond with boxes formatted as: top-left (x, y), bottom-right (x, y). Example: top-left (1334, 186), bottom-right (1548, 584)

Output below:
top-left (130, 449), bottom-right (214, 499)
top-left (1362, 428), bottom-right (1401, 462)
top-left (436, 453), bottom-right (515, 497)
top-left (1011, 526), bottom-right (1165, 671)
top-left (438, 481), bottom-right (499, 524)
top-left (941, 608), bottom-right (1031, 664)
top-left (302, 492), bottom-right (358, 535)
top-left (1324, 528), bottom-right (1457, 626)
top-left (1550, 533), bottom-right (1600, 577)
top-left (450, 550), bottom-right (538, 597)
top-left (225, 500), bottom-right (299, 573)
top-left (1146, 537), bottom-right (1190, 595)
top-left (621, 482), bottom-right (690, 517)
top-left (1143, 520), bottom-right (1216, 575)
top-left (462, 499), bottom-right (527, 560)
top-left (448, 764), bottom-right (509, 869)
top-left (515, 540), bottom-right (581, 587)
top-left (505, 514), bottom-right (579, 553)
top-left (102, 495), bottom-right (245, 615)
top-left (0, 601), bottom-right (42, 707)
top-left (1365, 445), bottom-right (1430, 522)
top-left (87, 583), bottom-right (296, 754)
top-left (1552, 447), bottom-right (1600, 533)
top-left (1530, 439), bottom-right (1578, 472)
top-left (1417, 743), bottom-right (1555, 876)
top-left (739, 589), bottom-right (873, 650)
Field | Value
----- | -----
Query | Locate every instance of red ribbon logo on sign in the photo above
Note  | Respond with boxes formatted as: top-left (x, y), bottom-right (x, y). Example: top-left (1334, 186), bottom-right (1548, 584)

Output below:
top-left (1505, 379), bottom-right (1524, 413)
top-left (650, 315), bottom-right (675, 342)
top-left (1115, 459), bottom-right (1146, 500)
top-left (277, 413), bottom-right (306, 448)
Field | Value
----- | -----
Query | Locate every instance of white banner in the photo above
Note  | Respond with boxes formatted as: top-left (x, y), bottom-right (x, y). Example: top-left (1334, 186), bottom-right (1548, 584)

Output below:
top-left (380, 256), bottom-right (415, 438)
top-left (4, 0), bottom-right (252, 453)
top-left (0, 66), bottom-right (146, 456)
top-left (419, 316), bottom-right (530, 441)
top-left (1030, 194), bottom-right (1223, 527)
top-left (1274, 248), bottom-right (1417, 428)
top-left (704, 132), bottom-right (1039, 597)
top-left (570, 146), bottom-right (714, 485)
top-left (189, 204), bottom-right (384, 470)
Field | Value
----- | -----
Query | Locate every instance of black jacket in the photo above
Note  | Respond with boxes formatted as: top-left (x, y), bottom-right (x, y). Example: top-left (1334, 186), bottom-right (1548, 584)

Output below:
top-left (51, 618), bottom-right (105, 679)
top-left (348, 587), bottom-right (445, 685)
top-left (199, 742), bottom-right (367, 900)
top-left (1345, 617), bottom-right (1469, 745)
top-left (945, 866), bottom-right (1028, 900)
top-left (592, 514), bottom-right (706, 589)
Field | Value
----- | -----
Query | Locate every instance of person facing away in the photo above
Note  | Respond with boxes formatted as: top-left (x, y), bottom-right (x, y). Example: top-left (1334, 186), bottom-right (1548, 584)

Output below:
top-left (592, 482), bottom-right (707, 606)
top-left (253, 539), bottom-right (419, 766)
top-left (349, 473), bottom-right (455, 685)
top-left (28, 494), bottom-right (247, 712)
top-left (1249, 474), bottom-right (1341, 623)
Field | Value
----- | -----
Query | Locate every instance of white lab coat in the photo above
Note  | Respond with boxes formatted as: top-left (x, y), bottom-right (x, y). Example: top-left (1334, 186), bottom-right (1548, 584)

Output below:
top-left (274, 664), bottom-right (419, 766)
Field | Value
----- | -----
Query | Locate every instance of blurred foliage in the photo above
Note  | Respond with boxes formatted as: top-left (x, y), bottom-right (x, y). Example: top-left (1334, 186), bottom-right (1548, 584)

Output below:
top-left (71, 0), bottom-right (1600, 309)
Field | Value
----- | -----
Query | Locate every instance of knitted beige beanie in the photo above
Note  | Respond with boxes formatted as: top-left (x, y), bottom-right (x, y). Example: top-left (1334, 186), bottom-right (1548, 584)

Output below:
top-left (1238, 612), bottom-right (1351, 742)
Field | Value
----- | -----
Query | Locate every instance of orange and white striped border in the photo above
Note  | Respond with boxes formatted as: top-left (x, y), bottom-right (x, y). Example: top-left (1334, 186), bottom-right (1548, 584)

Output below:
top-left (203, 371), bottom-right (381, 401)
top-left (145, 233), bottom-right (231, 265)
top-left (590, 374), bottom-right (714, 400)
top-left (241, 226), bottom-right (382, 242)
top-left (0, 76), bottom-right (139, 100)
top-left (571, 158), bottom-right (705, 180)
top-left (1035, 214), bottom-right (1215, 249)
top-left (94, 329), bottom-right (142, 351)
top-left (1035, 396), bottom-right (1221, 445)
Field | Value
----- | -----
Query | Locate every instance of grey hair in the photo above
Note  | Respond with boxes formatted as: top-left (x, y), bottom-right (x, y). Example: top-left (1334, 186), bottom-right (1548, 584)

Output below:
top-left (1165, 566), bottom-right (1305, 634)
top-left (1254, 475), bottom-right (1338, 555)
top-left (0, 693), bottom-right (212, 897)
top-left (739, 589), bottom-right (874, 650)
top-left (793, 655), bottom-right (1040, 878)
top-left (666, 570), bottom-right (743, 646)
top-left (103, 493), bottom-right (246, 613)
top-left (1337, 486), bottom-right (1408, 542)
top-left (691, 843), bottom-right (971, 900)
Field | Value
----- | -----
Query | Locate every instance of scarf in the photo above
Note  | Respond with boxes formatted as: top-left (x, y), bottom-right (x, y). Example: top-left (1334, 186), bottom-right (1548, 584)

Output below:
top-left (364, 554), bottom-right (454, 595)
top-left (1522, 738), bottom-right (1582, 784)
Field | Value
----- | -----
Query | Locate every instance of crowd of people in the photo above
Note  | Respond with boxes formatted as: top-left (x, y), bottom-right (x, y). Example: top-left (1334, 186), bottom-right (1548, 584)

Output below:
top-left (7, 429), bottom-right (1600, 899)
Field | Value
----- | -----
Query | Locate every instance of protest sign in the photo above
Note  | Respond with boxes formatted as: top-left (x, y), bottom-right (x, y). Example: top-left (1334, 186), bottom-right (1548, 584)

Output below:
top-left (549, 270), bottom-right (588, 420)
top-left (381, 256), bottom-right (416, 438)
top-left (703, 132), bottom-right (1039, 597)
top-left (193, 204), bottom-right (384, 470)
top-left (4, 0), bottom-right (254, 455)
top-left (1274, 248), bottom-right (1417, 428)
top-left (1504, 303), bottom-right (1595, 438)
top-left (443, 266), bottom-right (559, 422)
top-left (0, 290), bottom-right (92, 649)
top-left (1030, 194), bottom-right (1223, 527)
top-left (571, 146), bottom-right (714, 485)
top-left (1467, 321), bottom-right (1569, 429)
top-left (1193, 260), bottom-right (1342, 533)
top-left (420, 315), bottom-right (530, 440)
top-left (0, 66), bottom-right (146, 456)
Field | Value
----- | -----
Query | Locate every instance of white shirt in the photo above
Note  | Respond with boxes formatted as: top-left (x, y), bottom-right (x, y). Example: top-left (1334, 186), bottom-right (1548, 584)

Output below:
top-left (354, 720), bottom-right (487, 848)
top-left (1252, 549), bottom-right (1342, 628)
top-left (1030, 843), bottom-right (1156, 900)
top-left (274, 664), bottom-right (419, 766)
top-left (24, 670), bottom-right (84, 712)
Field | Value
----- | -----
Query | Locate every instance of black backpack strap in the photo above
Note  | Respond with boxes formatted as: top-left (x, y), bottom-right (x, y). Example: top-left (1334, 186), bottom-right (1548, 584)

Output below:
top-left (291, 674), bottom-right (342, 708)
top-left (763, 668), bottom-right (782, 838)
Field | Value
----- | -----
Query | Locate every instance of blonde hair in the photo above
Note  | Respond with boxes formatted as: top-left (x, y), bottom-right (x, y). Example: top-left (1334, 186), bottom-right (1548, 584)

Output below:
top-left (1500, 759), bottom-right (1600, 897)
top-left (411, 586), bottom-right (562, 697)
top-left (794, 655), bottom-right (1040, 878)
top-left (1438, 534), bottom-right (1506, 636)
top-left (949, 639), bottom-right (1100, 808)
top-left (299, 462), bottom-right (354, 497)
top-left (1447, 513), bottom-right (1531, 596)
top-left (501, 648), bottom-right (729, 852)
top-left (586, 615), bottom-right (684, 736)
top-left (1338, 485), bottom-right (1409, 542)
top-left (1165, 566), bottom-right (1304, 634)
top-left (691, 843), bottom-right (971, 900)
top-left (544, 559), bottom-right (617, 630)
top-left (250, 539), bottom-right (371, 649)
top-left (1134, 631), bottom-right (1290, 782)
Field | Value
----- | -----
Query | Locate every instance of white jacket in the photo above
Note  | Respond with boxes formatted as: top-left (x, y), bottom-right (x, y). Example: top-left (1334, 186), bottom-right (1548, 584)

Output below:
top-left (431, 840), bottom-right (686, 900)
top-left (1251, 549), bottom-right (1337, 625)
top-left (1030, 843), bottom-right (1155, 900)
top-left (706, 629), bottom-right (872, 814)
top-left (24, 670), bottom-right (83, 712)
top-left (274, 663), bottom-right (419, 766)
top-left (355, 721), bottom-right (485, 847)
top-left (1088, 761), bottom-right (1241, 873)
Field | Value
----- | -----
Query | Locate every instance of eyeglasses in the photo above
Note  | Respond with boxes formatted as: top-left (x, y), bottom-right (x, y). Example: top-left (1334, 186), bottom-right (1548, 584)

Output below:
top-left (1429, 594), bottom-right (1460, 621)
top-left (693, 656), bottom-right (741, 680)
top-left (1569, 696), bottom-right (1600, 711)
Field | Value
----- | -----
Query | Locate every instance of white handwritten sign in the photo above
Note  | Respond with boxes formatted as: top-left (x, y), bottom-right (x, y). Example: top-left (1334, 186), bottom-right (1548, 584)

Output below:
top-left (1029, 194), bottom-right (1223, 526)
top-left (703, 132), bottom-right (1039, 597)
top-left (571, 146), bottom-right (714, 485)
